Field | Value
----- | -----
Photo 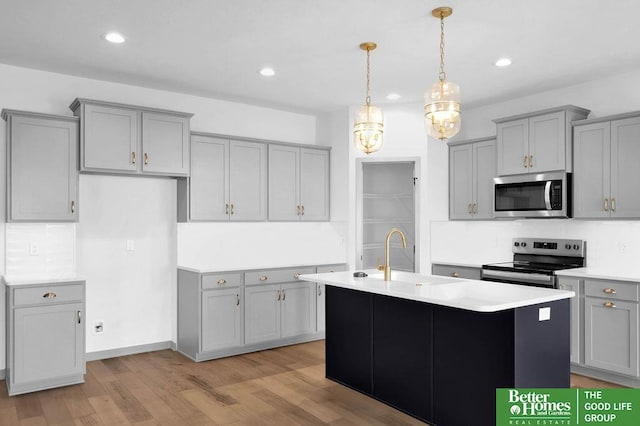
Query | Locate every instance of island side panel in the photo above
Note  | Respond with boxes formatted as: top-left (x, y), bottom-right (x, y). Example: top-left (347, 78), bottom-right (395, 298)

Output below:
top-left (433, 305), bottom-right (515, 426)
top-left (325, 285), bottom-right (373, 394)
top-left (372, 294), bottom-right (433, 422)
top-left (514, 299), bottom-right (571, 388)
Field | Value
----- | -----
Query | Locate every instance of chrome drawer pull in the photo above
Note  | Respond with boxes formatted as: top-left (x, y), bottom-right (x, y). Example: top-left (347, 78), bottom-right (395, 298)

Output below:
top-left (603, 301), bottom-right (616, 308)
top-left (603, 288), bottom-right (616, 294)
top-left (43, 292), bottom-right (57, 299)
top-left (260, 275), bottom-right (268, 281)
top-left (217, 279), bottom-right (226, 285)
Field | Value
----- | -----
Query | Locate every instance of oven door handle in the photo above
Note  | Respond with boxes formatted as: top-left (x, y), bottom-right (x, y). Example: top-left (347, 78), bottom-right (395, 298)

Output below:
top-left (544, 180), bottom-right (552, 210)
top-left (481, 269), bottom-right (554, 285)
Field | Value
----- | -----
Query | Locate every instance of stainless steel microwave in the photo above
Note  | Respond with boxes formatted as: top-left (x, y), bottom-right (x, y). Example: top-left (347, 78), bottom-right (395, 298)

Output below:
top-left (493, 172), bottom-right (571, 218)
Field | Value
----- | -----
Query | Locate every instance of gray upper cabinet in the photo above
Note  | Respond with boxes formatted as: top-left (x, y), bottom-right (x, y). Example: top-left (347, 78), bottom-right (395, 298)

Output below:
top-left (574, 113), bottom-right (640, 219)
top-left (186, 134), bottom-right (267, 221)
top-left (494, 105), bottom-right (589, 176)
top-left (2, 110), bottom-right (79, 222)
top-left (69, 98), bottom-right (192, 177)
top-left (448, 137), bottom-right (496, 220)
top-left (269, 145), bottom-right (330, 221)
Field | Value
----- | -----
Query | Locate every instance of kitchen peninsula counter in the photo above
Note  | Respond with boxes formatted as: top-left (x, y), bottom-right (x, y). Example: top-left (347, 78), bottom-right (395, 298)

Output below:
top-left (298, 270), bottom-right (573, 426)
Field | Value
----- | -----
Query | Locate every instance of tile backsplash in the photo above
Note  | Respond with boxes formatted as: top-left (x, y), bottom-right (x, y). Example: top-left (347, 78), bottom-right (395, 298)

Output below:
top-left (5, 223), bottom-right (76, 278)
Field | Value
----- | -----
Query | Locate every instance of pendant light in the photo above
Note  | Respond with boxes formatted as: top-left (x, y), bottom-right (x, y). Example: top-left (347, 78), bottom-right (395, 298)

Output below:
top-left (354, 42), bottom-right (384, 154)
top-left (424, 7), bottom-right (461, 140)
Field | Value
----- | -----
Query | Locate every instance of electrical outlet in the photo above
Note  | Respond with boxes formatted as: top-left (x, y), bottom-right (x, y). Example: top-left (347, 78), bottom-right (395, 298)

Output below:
top-left (94, 321), bottom-right (104, 334)
top-left (29, 242), bottom-right (40, 256)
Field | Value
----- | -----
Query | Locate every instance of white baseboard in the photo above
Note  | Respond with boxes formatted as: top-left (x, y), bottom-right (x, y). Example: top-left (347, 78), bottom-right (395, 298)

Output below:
top-left (86, 341), bottom-right (174, 362)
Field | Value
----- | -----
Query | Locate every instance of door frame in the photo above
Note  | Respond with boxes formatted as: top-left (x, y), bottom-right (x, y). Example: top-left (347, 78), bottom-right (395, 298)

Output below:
top-left (356, 157), bottom-right (421, 272)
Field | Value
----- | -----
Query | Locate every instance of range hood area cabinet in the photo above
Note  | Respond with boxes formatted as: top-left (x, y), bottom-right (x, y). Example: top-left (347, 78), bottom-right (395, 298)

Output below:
top-left (182, 134), bottom-right (268, 221)
top-left (573, 112), bottom-right (640, 219)
top-left (2, 109), bottom-right (79, 222)
top-left (448, 137), bottom-right (496, 220)
top-left (494, 105), bottom-right (590, 176)
top-left (69, 98), bottom-right (192, 177)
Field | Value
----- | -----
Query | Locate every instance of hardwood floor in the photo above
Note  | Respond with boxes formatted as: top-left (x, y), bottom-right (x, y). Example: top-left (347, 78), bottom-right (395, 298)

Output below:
top-left (0, 340), bottom-right (625, 425)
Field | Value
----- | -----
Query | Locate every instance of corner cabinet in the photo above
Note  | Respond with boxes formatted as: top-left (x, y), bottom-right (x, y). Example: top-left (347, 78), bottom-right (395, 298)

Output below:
top-left (494, 105), bottom-right (589, 176)
top-left (2, 110), bottom-right (79, 222)
top-left (5, 280), bottom-right (86, 396)
top-left (69, 98), bottom-right (192, 177)
top-left (268, 145), bottom-right (330, 221)
top-left (448, 137), bottom-right (496, 220)
top-left (573, 113), bottom-right (640, 219)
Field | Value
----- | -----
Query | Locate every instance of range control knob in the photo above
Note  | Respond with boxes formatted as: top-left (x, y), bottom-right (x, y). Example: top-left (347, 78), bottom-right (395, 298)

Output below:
top-left (565, 243), bottom-right (572, 250)
top-left (573, 244), bottom-right (580, 250)
top-left (521, 242), bottom-right (527, 247)
top-left (514, 242), bottom-right (520, 247)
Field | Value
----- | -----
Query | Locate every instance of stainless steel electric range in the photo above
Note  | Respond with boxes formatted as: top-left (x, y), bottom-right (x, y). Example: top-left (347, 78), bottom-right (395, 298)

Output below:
top-left (481, 237), bottom-right (586, 288)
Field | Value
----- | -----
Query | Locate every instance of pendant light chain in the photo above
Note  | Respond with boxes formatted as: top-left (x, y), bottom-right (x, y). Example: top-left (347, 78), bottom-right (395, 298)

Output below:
top-left (439, 12), bottom-right (446, 82)
top-left (365, 47), bottom-right (371, 106)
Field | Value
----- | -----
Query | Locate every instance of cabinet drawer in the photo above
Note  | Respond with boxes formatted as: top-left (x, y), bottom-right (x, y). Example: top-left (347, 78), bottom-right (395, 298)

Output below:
top-left (431, 264), bottom-right (481, 280)
top-left (245, 267), bottom-right (315, 286)
top-left (317, 264), bottom-right (347, 274)
top-left (585, 279), bottom-right (638, 302)
top-left (13, 283), bottom-right (84, 307)
top-left (202, 273), bottom-right (241, 289)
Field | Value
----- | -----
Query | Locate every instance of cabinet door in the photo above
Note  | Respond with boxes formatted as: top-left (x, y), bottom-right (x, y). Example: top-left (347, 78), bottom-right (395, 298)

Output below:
top-left (584, 297), bottom-right (638, 376)
top-left (8, 115), bottom-right (79, 221)
top-left (558, 278), bottom-right (581, 364)
top-left (268, 145), bottom-right (300, 220)
top-left (472, 139), bottom-right (496, 219)
top-left (229, 141), bottom-right (267, 221)
top-left (190, 136), bottom-right (229, 221)
top-left (573, 122), bottom-right (611, 218)
top-left (299, 148), bottom-right (329, 221)
top-left (82, 104), bottom-right (138, 172)
top-left (528, 111), bottom-right (565, 173)
top-left (12, 303), bottom-right (84, 386)
top-left (141, 112), bottom-right (190, 176)
top-left (610, 117), bottom-right (640, 218)
top-left (201, 288), bottom-right (242, 352)
top-left (281, 282), bottom-right (316, 338)
top-left (448, 143), bottom-right (473, 220)
top-left (245, 284), bottom-right (281, 344)
top-left (497, 118), bottom-right (528, 176)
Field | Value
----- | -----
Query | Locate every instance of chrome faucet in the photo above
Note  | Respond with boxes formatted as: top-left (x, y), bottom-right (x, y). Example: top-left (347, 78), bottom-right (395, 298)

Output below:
top-left (379, 228), bottom-right (407, 281)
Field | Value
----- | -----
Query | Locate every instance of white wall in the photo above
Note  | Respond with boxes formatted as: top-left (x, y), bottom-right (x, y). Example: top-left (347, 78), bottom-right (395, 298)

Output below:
top-left (0, 63), bottom-right (327, 368)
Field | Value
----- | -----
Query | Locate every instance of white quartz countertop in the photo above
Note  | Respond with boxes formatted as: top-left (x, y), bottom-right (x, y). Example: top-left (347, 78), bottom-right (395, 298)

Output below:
top-left (299, 270), bottom-right (574, 313)
top-left (178, 263), bottom-right (344, 274)
top-left (431, 259), bottom-right (510, 269)
top-left (555, 267), bottom-right (640, 283)
top-left (2, 276), bottom-right (85, 287)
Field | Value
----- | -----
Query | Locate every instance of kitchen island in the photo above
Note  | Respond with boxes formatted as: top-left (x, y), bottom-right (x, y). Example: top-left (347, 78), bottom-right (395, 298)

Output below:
top-left (298, 270), bottom-right (574, 426)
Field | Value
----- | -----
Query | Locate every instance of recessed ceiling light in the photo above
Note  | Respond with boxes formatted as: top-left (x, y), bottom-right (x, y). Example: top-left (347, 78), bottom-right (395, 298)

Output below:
top-left (495, 58), bottom-right (512, 67)
top-left (259, 67), bottom-right (275, 77)
top-left (105, 32), bottom-right (125, 44)
top-left (386, 93), bottom-right (402, 101)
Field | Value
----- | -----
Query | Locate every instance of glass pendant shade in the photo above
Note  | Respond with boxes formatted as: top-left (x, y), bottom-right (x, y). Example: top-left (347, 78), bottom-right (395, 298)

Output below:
top-left (354, 104), bottom-right (384, 154)
top-left (424, 79), bottom-right (461, 140)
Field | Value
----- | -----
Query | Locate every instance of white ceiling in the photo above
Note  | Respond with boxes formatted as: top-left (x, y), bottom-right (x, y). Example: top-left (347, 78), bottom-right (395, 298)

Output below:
top-left (1, 0), bottom-right (640, 114)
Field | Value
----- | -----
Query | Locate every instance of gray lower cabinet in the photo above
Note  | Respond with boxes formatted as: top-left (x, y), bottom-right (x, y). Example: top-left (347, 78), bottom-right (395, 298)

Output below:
top-left (448, 137), bottom-right (496, 220)
top-left (431, 263), bottom-right (481, 280)
top-left (268, 145), bottom-right (330, 221)
top-left (558, 277), bottom-right (581, 364)
top-left (70, 98), bottom-right (192, 177)
top-left (6, 280), bottom-right (86, 396)
top-left (178, 265), bottom-right (333, 362)
top-left (2, 110), bottom-right (79, 222)
top-left (573, 113), bottom-right (640, 218)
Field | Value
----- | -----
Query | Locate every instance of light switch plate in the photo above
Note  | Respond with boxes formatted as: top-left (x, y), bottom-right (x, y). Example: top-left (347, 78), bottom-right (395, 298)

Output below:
top-left (538, 307), bottom-right (551, 321)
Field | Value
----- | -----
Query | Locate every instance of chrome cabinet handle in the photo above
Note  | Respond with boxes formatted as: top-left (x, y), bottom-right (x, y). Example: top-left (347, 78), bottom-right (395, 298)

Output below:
top-left (529, 155), bottom-right (533, 168)
top-left (131, 151), bottom-right (136, 164)
top-left (217, 278), bottom-right (226, 285)
top-left (71, 201), bottom-right (76, 213)
top-left (523, 155), bottom-right (528, 168)
top-left (144, 152), bottom-right (149, 165)
top-left (43, 292), bottom-right (57, 299)
top-left (230, 204), bottom-right (234, 215)
top-left (611, 198), bottom-right (616, 212)
top-left (603, 288), bottom-right (616, 294)
top-left (260, 275), bottom-right (268, 281)
top-left (236, 294), bottom-right (240, 306)
top-left (452, 272), bottom-right (459, 278)
top-left (282, 289), bottom-right (286, 301)
top-left (277, 290), bottom-right (281, 301)
top-left (78, 310), bottom-right (82, 324)
top-left (294, 273), bottom-right (301, 279)
top-left (604, 198), bottom-right (609, 212)
top-left (603, 301), bottom-right (616, 308)
top-left (225, 204), bottom-right (229, 215)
